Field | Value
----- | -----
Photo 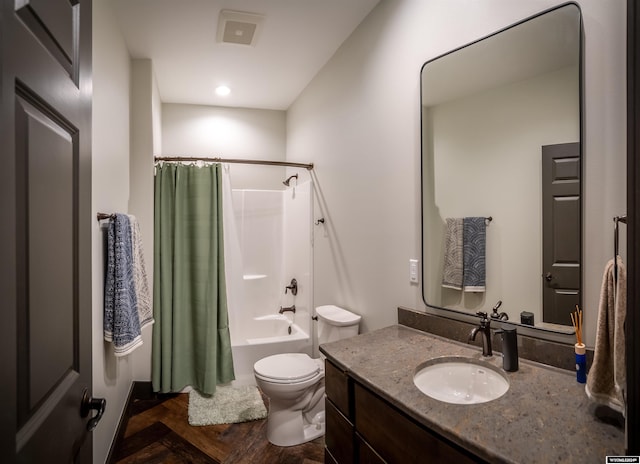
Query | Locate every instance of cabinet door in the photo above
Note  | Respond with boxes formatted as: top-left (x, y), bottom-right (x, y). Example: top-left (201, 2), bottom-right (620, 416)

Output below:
top-left (325, 448), bottom-right (339, 464)
top-left (354, 383), bottom-right (480, 464)
top-left (326, 398), bottom-right (355, 464)
top-left (325, 360), bottom-right (353, 420)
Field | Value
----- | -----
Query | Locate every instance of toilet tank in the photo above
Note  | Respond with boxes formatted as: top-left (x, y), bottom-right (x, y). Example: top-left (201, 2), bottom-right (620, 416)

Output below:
top-left (316, 305), bottom-right (361, 345)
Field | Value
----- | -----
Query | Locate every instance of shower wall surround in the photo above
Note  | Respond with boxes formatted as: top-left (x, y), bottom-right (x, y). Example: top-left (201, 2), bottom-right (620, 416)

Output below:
top-left (223, 178), bottom-right (314, 385)
top-left (227, 183), bottom-right (313, 337)
top-left (230, 189), bottom-right (285, 325)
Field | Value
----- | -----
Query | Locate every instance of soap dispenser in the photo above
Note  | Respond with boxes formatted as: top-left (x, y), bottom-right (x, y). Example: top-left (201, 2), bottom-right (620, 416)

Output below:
top-left (496, 323), bottom-right (519, 372)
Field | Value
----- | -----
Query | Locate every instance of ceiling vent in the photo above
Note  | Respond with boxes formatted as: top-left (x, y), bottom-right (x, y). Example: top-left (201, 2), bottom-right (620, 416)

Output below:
top-left (217, 10), bottom-right (264, 46)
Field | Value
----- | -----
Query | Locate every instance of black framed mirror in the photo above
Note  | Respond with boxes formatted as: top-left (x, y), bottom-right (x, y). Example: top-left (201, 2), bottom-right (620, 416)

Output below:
top-left (421, 3), bottom-right (582, 333)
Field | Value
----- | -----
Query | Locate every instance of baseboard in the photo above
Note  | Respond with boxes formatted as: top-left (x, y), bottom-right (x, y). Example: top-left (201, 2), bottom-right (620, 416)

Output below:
top-left (131, 381), bottom-right (154, 401)
top-left (105, 381), bottom-right (152, 463)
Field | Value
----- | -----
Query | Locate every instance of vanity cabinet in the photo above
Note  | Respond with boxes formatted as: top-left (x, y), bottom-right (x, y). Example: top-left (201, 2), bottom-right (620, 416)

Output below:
top-left (325, 359), bottom-right (482, 464)
top-left (325, 359), bottom-right (355, 464)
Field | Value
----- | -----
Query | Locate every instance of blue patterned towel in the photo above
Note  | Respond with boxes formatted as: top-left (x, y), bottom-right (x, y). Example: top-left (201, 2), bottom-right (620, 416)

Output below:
top-left (104, 213), bottom-right (143, 356)
top-left (463, 217), bottom-right (486, 292)
top-left (442, 218), bottom-right (464, 290)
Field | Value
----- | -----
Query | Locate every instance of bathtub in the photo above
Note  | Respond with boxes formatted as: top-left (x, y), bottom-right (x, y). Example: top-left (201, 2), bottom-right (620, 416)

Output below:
top-left (230, 315), bottom-right (312, 386)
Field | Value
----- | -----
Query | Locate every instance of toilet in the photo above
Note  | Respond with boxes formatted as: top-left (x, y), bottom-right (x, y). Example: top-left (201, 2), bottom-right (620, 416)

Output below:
top-left (253, 305), bottom-right (361, 447)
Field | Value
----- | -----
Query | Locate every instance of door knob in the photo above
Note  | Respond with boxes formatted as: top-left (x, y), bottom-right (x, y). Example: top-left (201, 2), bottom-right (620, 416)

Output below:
top-left (81, 389), bottom-right (106, 431)
top-left (544, 272), bottom-right (553, 282)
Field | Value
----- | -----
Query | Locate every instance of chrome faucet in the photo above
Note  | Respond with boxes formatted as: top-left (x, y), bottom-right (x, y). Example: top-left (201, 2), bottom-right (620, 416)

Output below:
top-left (469, 311), bottom-right (492, 356)
top-left (279, 305), bottom-right (296, 314)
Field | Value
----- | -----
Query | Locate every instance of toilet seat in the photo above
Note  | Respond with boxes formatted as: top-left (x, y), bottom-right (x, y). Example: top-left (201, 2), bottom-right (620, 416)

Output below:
top-left (254, 353), bottom-right (322, 384)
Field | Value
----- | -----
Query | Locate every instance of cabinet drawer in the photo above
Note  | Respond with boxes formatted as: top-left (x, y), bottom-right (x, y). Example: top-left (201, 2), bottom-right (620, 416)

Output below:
top-left (356, 433), bottom-right (386, 464)
top-left (325, 447), bottom-right (339, 464)
top-left (325, 359), bottom-right (352, 419)
top-left (326, 398), bottom-right (354, 464)
top-left (354, 383), bottom-right (479, 464)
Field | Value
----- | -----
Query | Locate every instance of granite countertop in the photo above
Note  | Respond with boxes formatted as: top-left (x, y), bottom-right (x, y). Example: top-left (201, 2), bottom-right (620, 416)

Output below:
top-left (320, 325), bottom-right (625, 464)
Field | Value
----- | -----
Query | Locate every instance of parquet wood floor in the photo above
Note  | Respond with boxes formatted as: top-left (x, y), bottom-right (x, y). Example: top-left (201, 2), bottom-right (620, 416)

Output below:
top-left (110, 392), bottom-right (325, 464)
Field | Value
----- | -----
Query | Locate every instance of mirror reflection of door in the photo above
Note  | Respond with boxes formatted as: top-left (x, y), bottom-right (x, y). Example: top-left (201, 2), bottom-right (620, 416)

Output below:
top-left (542, 142), bottom-right (581, 325)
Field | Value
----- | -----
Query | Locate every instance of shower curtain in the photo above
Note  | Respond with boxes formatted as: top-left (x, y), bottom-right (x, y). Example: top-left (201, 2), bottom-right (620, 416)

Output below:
top-left (152, 163), bottom-right (235, 395)
top-left (220, 165), bottom-right (245, 338)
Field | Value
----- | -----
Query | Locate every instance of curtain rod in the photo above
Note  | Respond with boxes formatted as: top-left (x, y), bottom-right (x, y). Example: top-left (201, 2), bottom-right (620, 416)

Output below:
top-left (154, 156), bottom-right (314, 171)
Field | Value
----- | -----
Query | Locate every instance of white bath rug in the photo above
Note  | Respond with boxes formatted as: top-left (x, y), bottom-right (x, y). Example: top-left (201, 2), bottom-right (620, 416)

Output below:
top-left (188, 385), bottom-right (268, 426)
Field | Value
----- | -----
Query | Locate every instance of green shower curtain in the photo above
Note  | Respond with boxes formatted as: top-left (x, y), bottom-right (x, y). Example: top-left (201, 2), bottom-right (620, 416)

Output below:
top-left (152, 163), bottom-right (235, 395)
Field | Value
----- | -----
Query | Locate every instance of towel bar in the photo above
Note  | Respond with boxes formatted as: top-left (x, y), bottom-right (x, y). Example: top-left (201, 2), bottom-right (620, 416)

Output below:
top-left (613, 214), bottom-right (627, 285)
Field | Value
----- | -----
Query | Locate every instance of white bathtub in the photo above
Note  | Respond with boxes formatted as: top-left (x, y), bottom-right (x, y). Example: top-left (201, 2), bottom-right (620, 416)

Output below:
top-left (230, 315), bottom-right (311, 385)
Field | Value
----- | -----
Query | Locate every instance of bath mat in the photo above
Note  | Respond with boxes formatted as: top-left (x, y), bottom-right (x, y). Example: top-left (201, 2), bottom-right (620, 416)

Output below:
top-left (188, 385), bottom-right (267, 426)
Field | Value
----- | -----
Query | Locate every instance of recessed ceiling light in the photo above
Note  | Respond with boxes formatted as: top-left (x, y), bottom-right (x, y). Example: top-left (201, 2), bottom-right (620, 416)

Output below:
top-left (215, 85), bottom-right (231, 96)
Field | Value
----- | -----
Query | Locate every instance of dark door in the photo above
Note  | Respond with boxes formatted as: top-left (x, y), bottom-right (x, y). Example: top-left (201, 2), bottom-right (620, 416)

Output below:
top-left (0, 0), bottom-right (97, 462)
top-left (542, 142), bottom-right (581, 325)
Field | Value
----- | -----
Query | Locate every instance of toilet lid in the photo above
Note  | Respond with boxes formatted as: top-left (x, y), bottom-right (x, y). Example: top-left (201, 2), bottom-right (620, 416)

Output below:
top-left (254, 353), bottom-right (321, 382)
top-left (315, 305), bottom-right (361, 327)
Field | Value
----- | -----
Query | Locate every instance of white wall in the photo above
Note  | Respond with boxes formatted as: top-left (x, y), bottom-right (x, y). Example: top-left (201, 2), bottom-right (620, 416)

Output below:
top-left (287, 0), bottom-right (626, 345)
top-left (91, 0), bottom-right (135, 461)
top-left (162, 104), bottom-right (287, 190)
top-left (129, 59), bottom-right (161, 380)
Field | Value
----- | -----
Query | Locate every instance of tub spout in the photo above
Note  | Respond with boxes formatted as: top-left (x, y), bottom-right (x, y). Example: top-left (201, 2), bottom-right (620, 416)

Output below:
top-left (279, 305), bottom-right (296, 314)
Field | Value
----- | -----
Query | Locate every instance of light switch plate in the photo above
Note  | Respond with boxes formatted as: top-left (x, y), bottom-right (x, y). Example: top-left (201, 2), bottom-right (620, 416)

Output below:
top-left (409, 259), bottom-right (419, 283)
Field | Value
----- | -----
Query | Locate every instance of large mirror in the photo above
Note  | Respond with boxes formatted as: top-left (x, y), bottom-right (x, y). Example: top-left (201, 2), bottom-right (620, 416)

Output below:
top-left (421, 4), bottom-right (582, 333)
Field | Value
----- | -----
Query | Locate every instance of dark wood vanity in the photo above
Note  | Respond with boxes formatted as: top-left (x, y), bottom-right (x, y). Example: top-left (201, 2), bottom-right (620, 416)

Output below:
top-left (324, 359), bottom-right (482, 464)
top-left (320, 324), bottom-right (624, 464)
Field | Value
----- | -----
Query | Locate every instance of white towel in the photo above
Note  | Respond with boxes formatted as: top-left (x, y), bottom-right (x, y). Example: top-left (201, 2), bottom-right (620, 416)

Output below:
top-left (585, 256), bottom-right (626, 415)
top-left (128, 215), bottom-right (154, 330)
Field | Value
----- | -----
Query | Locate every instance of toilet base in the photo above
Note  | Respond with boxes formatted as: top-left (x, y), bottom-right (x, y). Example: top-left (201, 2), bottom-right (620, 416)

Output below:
top-left (266, 406), bottom-right (326, 447)
top-left (302, 419), bottom-right (325, 444)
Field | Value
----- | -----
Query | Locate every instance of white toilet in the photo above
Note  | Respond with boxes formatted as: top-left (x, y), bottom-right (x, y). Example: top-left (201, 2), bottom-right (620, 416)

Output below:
top-left (253, 305), bottom-right (361, 447)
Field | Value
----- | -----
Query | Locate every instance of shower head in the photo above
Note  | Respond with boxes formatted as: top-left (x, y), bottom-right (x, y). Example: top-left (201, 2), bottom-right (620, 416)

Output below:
top-left (283, 174), bottom-right (298, 187)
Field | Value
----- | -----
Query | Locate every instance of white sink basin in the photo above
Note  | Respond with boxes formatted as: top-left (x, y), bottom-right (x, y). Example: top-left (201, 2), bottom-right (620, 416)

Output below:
top-left (413, 356), bottom-right (509, 404)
